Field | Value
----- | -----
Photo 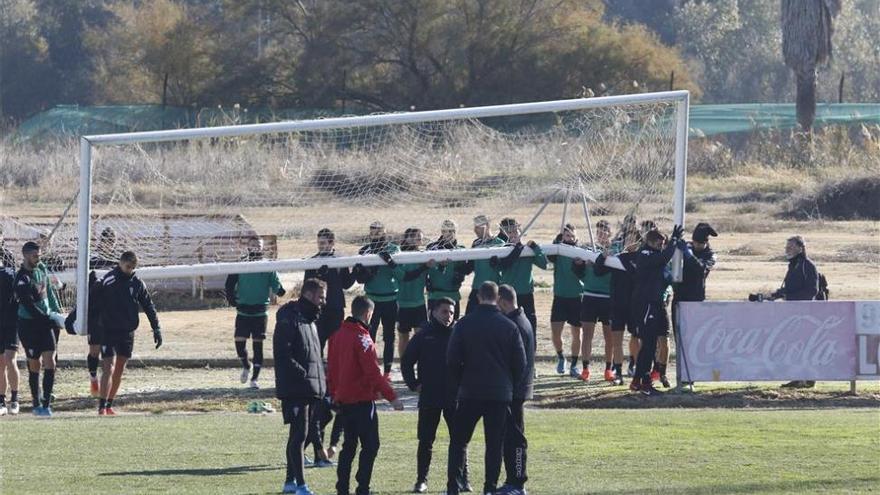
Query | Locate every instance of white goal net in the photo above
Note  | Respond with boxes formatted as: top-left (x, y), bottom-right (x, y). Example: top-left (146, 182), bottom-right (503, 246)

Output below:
top-left (53, 91), bottom-right (688, 333)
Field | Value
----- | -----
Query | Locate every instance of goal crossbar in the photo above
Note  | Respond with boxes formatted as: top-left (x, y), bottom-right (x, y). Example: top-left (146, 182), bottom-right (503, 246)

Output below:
top-left (74, 90), bottom-right (689, 334)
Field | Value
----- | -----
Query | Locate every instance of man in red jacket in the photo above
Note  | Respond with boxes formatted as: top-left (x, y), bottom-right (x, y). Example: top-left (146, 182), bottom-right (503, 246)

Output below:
top-left (328, 295), bottom-right (404, 495)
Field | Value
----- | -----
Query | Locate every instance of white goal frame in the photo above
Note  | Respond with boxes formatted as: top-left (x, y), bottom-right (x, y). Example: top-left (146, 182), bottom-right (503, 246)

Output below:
top-left (74, 90), bottom-right (689, 334)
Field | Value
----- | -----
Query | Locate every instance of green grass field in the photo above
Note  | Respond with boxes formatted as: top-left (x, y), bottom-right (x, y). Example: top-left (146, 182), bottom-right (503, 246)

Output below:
top-left (2, 408), bottom-right (878, 495)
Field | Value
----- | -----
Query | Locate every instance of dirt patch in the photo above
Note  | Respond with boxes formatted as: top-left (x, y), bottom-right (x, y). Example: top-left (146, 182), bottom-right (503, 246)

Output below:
top-left (533, 381), bottom-right (880, 410)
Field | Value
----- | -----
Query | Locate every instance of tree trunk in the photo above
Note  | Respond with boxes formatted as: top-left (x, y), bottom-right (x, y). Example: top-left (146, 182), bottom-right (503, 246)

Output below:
top-left (795, 66), bottom-right (817, 134)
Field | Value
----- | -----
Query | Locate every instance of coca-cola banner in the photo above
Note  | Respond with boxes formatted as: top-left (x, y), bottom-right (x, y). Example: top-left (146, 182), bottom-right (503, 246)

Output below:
top-left (677, 301), bottom-right (879, 382)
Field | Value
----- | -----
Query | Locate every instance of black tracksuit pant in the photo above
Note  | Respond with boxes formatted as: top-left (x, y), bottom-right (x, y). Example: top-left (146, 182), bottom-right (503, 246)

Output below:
top-left (368, 300), bottom-right (398, 372)
top-left (465, 290), bottom-right (480, 315)
top-left (317, 306), bottom-right (345, 354)
top-left (284, 401), bottom-right (311, 486)
top-left (518, 293), bottom-right (538, 350)
top-left (417, 406), bottom-right (468, 485)
top-left (502, 399), bottom-right (528, 488)
top-left (337, 401), bottom-right (380, 495)
top-left (306, 397), bottom-right (344, 459)
top-left (635, 301), bottom-right (664, 382)
top-left (447, 399), bottom-right (508, 494)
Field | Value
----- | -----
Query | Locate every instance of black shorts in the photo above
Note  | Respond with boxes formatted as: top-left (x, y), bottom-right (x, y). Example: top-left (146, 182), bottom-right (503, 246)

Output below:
top-left (1, 320), bottom-right (19, 351)
top-left (235, 314), bottom-right (268, 340)
top-left (580, 295), bottom-right (610, 324)
top-left (398, 305), bottom-right (428, 333)
top-left (635, 301), bottom-right (670, 339)
top-left (101, 330), bottom-right (135, 359)
top-left (87, 324), bottom-right (105, 346)
top-left (18, 318), bottom-right (57, 359)
top-left (610, 305), bottom-right (633, 333)
top-left (550, 296), bottom-right (582, 327)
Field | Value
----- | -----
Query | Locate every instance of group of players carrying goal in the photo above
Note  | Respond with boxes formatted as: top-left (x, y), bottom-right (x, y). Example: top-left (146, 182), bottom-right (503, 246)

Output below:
top-left (0, 210), bottom-right (717, 418)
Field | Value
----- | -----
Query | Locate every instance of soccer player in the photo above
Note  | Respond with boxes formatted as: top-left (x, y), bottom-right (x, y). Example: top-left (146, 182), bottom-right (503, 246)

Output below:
top-left (14, 242), bottom-right (63, 416)
top-left (96, 251), bottom-right (163, 415)
top-left (86, 227), bottom-right (118, 397)
top-left (595, 226), bottom-right (640, 385)
top-left (391, 228), bottom-right (430, 361)
top-left (353, 221), bottom-right (400, 376)
top-left (631, 227), bottom-right (682, 396)
top-left (0, 254), bottom-right (21, 415)
top-left (273, 278), bottom-right (327, 495)
top-left (572, 220), bottom-right (613, 382)
top-left (426, 220), bottom-right (468, 320)
top-left (327, 295), bottom-right (404, 495)
top-left (497, 218), bottom-right (548, 340)
top-left (304, 228), bottom-right (355, 352)
top-left (547, 224), bottom-right (583, 375)
top-left (672, 223), bottom-right (717, 391)
top-left (497, 285), bottom-right (534, 495)
top-left (225, 237), bottom-right (286, 388)
top-left (463, 215), bottom-right (505, 315)
top-left (401, 297), bottom-right (469, 493)
top-left (446, 281), bottom-right (526, 495)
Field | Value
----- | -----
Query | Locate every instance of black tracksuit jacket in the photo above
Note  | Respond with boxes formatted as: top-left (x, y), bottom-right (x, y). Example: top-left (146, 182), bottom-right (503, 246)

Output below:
top-left (447, 304), bottom-right (526, 403)
top-left (97, 267), bottom-right (159, 333)
top-left (273, 298), bottom-right (326, 401)
top-left (401, 316), bottom-right (456, 409)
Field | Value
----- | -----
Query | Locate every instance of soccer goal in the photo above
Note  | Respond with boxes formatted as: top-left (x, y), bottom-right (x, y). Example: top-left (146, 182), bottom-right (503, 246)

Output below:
top-left (70, 90), bottom-right (690, 334)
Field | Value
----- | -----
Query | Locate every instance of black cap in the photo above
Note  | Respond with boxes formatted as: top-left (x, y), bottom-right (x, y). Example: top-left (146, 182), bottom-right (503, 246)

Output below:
top-left (22, 241), bottom-right (40, 253)
top-left (692, 223), bottom-right (718, 243)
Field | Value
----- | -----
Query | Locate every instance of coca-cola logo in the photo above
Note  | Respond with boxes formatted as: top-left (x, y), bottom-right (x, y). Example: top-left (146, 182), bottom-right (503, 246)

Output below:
top-left (687, 314), bottom-right (847, 368)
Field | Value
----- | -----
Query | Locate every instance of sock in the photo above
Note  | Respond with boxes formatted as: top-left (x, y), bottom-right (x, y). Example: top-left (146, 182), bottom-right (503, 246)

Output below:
top-left (582, 360), bottom-right (589, 370)
top-left (11, 390), bottom-right (18, 403)
top-left (106, 398), bottom-right (113, 409)
top-left (613, 363), bottom-right (623, 376)
top-left (605, 361), bottom-right (612, 371)
top-left (658, 363), bottom-right (667, 376)
top-left (87, 354), bottom-right (100, 379)
top-left (235, 340), bottom-right (249, 369)
top-left (42, 369), bottom-right (55, 407)
top-left (628, 356), bottom-right (635, 368)
top-left (570, 355), bottom-right (579, 368)
top-left (251, 341), bottom-right (263, 381)
top-left (0, 394), bottom-right (5, 406)
top-left (99, 398), bottom-right (107, 410)
top-left (555, 350), bottom-right (564, 359)
top-left (28, 371), bottom-right (40, 408)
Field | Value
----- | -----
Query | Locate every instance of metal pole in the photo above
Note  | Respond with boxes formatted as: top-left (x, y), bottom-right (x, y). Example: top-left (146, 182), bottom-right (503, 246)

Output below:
top-left (560, 187), bottom-right (570, 234)
top-left (671, 95), bottom-right (689, 282)
top-left (578, 180), bottom-right (595, 250)
top-left (75, 138), bottom-right (93, 336)
top-left (521, 188), bottom-right (560, 236)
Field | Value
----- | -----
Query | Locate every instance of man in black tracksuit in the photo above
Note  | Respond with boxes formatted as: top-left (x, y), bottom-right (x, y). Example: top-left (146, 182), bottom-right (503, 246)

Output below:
top-left (305, 228), bottom-right (355, 352)
top-left (672, 223), bottom-right (717, 389)
top-left (274, 278), bottom-right (327, 494)
top-left (96, 251), bottom-right (162, 414)
top-left (771, 235), bottom-right (820, 389)
top-left (497, 285), bottom-right (534, 494)
top-left (595, 240), bottom-right (640, 382)
top-left (446, 281), bottom-right (527, 495)
top-left (631, 227), bottom-right (682, 396)
top-left (401, 297), bottom-right (469, 494)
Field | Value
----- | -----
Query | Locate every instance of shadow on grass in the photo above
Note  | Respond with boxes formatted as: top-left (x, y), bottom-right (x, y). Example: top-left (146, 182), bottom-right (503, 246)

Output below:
top-left (100, 464), bottom-right (276, 477)
top-left (54, 386), bottom-right (277, 412)
top-left (587, 476), bottom-right (880, 494)
top-left (531, 375), bottom-right (880, 409)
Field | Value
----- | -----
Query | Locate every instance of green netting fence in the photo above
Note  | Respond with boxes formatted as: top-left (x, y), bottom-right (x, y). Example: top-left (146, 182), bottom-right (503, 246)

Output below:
top-left (7, 102), bottom-right (880, 143)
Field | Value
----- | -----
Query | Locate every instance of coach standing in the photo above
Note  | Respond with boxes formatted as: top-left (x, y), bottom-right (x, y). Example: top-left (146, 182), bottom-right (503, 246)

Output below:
top-left (771, 235), bottom-right (820, 389)
top-left (274, 278), bottom-right (327, 495)
top-left (497, 284), bottom-right (534, 495)
top-left (446, 281), bottom-right (527, 495)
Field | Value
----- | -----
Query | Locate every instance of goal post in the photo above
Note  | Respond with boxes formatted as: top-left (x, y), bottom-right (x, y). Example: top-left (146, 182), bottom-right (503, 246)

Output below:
top-left (74, 90), bottom-right (690, 335)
